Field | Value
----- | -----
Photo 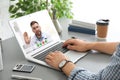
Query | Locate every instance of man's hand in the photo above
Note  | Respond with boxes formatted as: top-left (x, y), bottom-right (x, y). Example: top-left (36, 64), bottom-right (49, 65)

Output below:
top-left (45, 51), bottom-right (76, 76)
top-left (63, 39), bottom-right (89, 52)
top-left (23, 32), bottom-right (31, 44)
top-left (45, 51), bottom-right (68, 70)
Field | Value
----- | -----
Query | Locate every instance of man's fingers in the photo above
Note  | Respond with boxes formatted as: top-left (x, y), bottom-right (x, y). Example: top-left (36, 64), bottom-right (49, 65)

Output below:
top-left (67, 45), bottom-right (76, 50)
top-left (63, 39), bottom-right (74, 47)
top-left (45, 52), bottom-right (55, 59)
top-left (45, 58), bottom-right (51, 63)
top-left (24, 32), bottom-right (28, 36)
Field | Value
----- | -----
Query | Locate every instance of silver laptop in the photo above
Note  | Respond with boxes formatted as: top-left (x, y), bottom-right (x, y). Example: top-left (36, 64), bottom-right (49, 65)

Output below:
top-left (9, 10), bottom-right (87, 68)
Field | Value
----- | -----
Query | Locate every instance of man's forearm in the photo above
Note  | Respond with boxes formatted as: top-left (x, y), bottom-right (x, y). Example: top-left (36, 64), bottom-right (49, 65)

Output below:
top-left (86, 42), bottom-right (119, 54)
top-left (62, 62), bottom-right (76, 76)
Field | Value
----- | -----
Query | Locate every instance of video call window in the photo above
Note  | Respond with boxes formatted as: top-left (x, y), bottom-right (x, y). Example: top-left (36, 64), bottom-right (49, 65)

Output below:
top-left (10, 11), bottom-right (59, 54)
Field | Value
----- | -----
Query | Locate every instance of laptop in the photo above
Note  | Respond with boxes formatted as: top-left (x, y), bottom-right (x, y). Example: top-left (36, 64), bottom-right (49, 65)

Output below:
top-left (9, 10), bottom-right (88, 69)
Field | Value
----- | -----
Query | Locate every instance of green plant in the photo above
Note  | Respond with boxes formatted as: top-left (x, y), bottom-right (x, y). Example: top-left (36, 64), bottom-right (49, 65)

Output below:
top-left (51, 0), bottom-right (73, 19)
top-left (9, 0), bottom-right (48, 18)
top-left (9, 0), bottom-right (73, 19)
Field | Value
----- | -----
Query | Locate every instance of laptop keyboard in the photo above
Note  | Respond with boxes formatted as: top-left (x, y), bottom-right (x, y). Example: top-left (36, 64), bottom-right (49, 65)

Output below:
top-left (33, 42), bottom-right (68, 61)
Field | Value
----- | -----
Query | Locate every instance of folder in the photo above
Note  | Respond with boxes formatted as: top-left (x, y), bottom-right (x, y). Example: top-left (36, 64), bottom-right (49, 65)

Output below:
top-left (68, 24), bottom-right (95, 35)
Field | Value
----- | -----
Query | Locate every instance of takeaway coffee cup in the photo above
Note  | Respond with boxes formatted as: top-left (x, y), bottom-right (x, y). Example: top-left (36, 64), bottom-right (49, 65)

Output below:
top-left (96, 19), bottom-right (109, 39)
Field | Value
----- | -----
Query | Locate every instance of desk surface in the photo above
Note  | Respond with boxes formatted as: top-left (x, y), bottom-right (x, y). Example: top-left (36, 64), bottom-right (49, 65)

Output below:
top-left (0, 19), bottom-right (111, 80)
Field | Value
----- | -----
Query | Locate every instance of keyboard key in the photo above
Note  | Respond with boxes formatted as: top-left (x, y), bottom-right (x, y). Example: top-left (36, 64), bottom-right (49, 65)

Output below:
top-left (34, 42), bottom-right (68, 61)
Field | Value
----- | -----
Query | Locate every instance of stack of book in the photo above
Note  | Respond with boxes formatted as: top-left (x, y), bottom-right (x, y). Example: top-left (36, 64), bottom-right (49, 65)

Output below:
top-left (68, 20), bottom-right (96, 35)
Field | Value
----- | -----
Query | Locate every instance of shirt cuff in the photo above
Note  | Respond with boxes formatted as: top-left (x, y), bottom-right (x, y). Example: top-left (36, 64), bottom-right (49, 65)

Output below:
top-left (68, 67), bottom-right (85, 80)
top-left (114, 43), bottom-right (120, 57)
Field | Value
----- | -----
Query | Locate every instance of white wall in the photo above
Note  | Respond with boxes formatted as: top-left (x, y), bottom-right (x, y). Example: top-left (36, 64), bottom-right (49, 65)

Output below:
top-left (72, 0), bottom-right (120, 41)
top-left (0, 0), bottom-right (14, 40)
top-left (0, 0), bottom-right (120, 41)
top-left (72, 0), bottom-right (120, 22)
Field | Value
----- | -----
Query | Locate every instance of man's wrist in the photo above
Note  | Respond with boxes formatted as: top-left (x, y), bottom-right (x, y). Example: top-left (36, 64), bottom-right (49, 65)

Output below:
top-left (59, 60), bottom-right (72, 71)
top-left (62, 61), bottom-right (75, 76)
top-left (86, 42), bottom-right (95, 51)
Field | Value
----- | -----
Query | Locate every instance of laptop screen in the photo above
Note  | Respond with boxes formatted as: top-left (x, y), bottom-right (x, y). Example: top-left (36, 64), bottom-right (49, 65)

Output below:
top-left (9, 10), bottom-right (60, 54)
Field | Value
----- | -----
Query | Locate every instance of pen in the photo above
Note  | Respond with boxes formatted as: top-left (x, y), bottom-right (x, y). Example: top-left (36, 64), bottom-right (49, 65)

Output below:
top-left (11, 75), bottom-right (42, 80)
top-left (0, 38), bottom-right (3, 53)
top-left (71, 36), bottom-right (77, 39)
top-left (0, 38), bottom-right (3, 71)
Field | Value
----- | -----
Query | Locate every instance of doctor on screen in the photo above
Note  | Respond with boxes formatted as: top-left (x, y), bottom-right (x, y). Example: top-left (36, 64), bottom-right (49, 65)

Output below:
top-left (23, 21), bottom-right (50, 47)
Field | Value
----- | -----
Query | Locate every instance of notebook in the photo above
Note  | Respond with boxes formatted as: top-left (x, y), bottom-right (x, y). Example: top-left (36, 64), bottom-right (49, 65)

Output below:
top-left (9, 10), bottom-right (88, 69)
